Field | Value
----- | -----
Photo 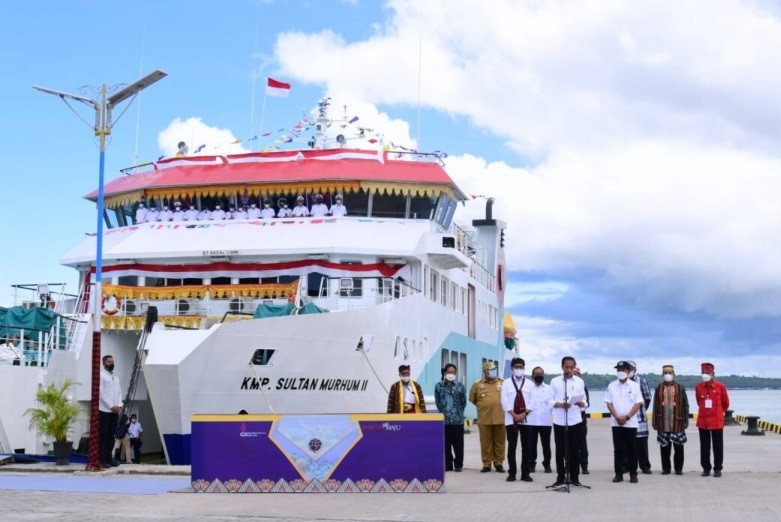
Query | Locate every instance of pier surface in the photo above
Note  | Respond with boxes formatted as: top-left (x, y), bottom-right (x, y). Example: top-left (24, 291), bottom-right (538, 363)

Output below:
top-left (0, 419), bottom-right (779, 521)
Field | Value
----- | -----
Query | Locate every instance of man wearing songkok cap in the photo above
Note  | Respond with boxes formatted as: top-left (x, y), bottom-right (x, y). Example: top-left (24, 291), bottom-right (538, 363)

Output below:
top-left (605, 361), bottom-right (644, 483)
top-left (695, 362), bottom-right (729, 477)
top-left (386, 364), bottom-right (426, 414)
top-left (469, 361), bottom-right (505, 473)
top-left (652, 365), bottom-right (689, 475)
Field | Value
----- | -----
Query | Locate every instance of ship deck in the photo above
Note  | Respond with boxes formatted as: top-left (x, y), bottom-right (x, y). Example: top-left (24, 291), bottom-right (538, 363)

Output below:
top-left (0, 418), bottom-right (779, 521)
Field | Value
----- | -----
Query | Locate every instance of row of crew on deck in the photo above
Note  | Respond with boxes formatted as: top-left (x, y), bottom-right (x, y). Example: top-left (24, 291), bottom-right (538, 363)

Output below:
top-left (134, 195), bottom-right (347, 223)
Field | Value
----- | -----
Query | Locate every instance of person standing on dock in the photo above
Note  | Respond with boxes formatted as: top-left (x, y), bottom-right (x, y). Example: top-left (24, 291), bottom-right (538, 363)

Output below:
top-left (386, 364), bottom-right (426, 414)
top-left (549, 356), bottom-right (587, 487)
top-left (628, 361), bottom-right (653, 474)
top-left (99, 355), bottom-right (123, 468)
top-left (606, 361), bottom-right (643, 483)
top-left (696, 362), bottom-right (729, 478)
top-left (435, 363), bottom-right (467, 472)
top-left (573, 367), bottom-right (590, 475)
top-left (501, 357), bottom-right (532, 482)
top-left (469, 361), bottom-right (505, 473)
top-left (526, 366), bottom-right (553, 474)
top-left (128, 413), bottom-right (143, 464)
top-left (652, 365), bottom-right (689, 475)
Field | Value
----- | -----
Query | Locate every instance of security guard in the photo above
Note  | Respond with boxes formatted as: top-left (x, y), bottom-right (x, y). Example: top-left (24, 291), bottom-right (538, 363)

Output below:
top-left (469, 361), bottom-right (506, 473)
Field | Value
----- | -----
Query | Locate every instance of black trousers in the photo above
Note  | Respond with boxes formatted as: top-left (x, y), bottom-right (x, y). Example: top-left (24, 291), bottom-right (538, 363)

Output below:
top-left (579, 412), bottom-right (589, 468)
top-left (527, 425), bottom-right (552, 469)
top-left (660, 441), bottom-right (685, 473)
top-left (444, 424), bottom-right (464, 470)
top-left (505, 425), bottom-right (520, 476)
top-left (98, 410), bottom-right (118, 465)
top-left (699, 428), bottom-right (724, 472)
top-left (130, 437), bottom-right (143, 464)
top-left (637, 435), bottom-right (651, 471)
top-left (612, 427), bottom-right (638, 475)
top-left (553, 423), bottom-right (582, 482)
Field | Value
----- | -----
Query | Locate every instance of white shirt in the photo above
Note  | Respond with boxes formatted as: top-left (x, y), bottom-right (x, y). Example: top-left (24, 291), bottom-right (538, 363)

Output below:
top-left (501, 375), bottom-right (532, 426)
top-left (158, 210), bottom-right (173, 222)
top-left (145, 210), bottom-right (159, 223)
top-left (292, 205), bottom-right (309, 217)
top-left (197, 210), bottom-right (212, 221)
top-left (403, 383), bottom-right (415, 403)
top-left (211, 209), bottom-right (226, 220)
top-left (330, 203), bottom-right (347, 216)
top-left (260, 207), bottom-right (275, 218)
top-left (184, 209), bottom-right (198, 221)
top-left (525, 382), bottom-right (553, 427)
top-left (605, 379), bottom-right (643, 428)
top-left (128, 420), bottom-right (143, 438)
top-left (234, 210), bottom-right (248, 220)
top-left (277, 207), bottom-right (292, 217)
top-left (172, 209), bottom-right (185, 221)
top-left (135, 207), bottom-right (148, 223)
top-left (247, 207), bottom-right (261, 219)
top-left (549, 375), bottom-right (586, 426)
top-left (310, 203), bottom-right (329, 217)
top-left (99, 368), bottom-right (123, 413)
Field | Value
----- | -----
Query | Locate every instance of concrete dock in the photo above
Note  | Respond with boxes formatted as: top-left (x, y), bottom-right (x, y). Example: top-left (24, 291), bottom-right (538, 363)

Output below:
top-left (0, 419), bottom-right (779, 521)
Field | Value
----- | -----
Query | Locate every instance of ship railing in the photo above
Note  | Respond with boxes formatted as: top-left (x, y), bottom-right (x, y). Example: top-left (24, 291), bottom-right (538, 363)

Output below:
top-left (449, 222), bottom-right (472, 257)
top-left (467, 263), bottom-right (496, 292)
top-left (315, 276), bottom-right (420, 311)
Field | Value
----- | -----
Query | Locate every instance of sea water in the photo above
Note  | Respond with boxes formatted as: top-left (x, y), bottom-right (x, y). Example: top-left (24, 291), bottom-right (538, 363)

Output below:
top-left (587, 388), bottom-right (781, 424)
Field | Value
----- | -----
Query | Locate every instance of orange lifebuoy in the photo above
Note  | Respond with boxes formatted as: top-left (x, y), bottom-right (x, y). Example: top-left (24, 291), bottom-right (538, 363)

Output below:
top-left (102, 294), bottom-right (121, 316)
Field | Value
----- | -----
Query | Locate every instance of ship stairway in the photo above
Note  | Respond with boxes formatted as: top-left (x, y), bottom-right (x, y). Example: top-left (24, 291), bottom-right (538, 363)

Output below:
top-left (122, 307), bottom-right (157, 414)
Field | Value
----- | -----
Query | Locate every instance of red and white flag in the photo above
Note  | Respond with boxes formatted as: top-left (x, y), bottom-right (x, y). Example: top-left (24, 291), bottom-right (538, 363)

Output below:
top-left (265, 77), bottom-right (291, 98)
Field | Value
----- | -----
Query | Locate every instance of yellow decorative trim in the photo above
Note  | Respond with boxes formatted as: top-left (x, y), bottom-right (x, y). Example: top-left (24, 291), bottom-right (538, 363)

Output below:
top-left (360, 182), bottom-right (452, 199)
top-left (103, 191), bottom-right (144, 208)
top-left (102, 281), bottom-right (299, 301)
top-left (102, 314), bottom-right (254, 331)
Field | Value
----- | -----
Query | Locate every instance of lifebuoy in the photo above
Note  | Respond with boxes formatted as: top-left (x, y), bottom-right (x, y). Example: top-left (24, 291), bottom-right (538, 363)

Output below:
top-left (102, 294), bottom-right (122, 316)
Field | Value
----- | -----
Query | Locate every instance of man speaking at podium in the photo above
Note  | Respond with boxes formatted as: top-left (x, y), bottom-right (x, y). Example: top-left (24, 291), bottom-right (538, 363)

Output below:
top-left (549, 356), bottom-right (587, 488)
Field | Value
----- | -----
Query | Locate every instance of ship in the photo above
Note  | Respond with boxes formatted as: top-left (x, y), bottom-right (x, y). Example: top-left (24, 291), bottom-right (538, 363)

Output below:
top-left (0, 99), bottom-right (510, 464)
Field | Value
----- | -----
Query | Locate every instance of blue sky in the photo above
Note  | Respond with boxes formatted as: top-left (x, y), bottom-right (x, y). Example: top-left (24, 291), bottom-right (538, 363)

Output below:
top-left (2, 0), bottom-right (780, 376)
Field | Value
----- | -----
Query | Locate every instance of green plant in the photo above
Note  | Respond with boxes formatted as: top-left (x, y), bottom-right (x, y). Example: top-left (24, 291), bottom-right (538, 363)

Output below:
top-left (24, 379), bottom-right (81, 442)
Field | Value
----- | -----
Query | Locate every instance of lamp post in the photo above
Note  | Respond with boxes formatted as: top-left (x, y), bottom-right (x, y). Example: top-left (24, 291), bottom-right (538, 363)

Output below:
top-left (33, 70), bottom-right (167, 470)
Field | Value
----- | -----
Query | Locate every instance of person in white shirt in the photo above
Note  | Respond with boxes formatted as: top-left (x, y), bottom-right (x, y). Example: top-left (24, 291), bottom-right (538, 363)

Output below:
top-left (247, 203), bottom-right (261, 219)
top-left (197, 208), bottom-right (212, 221)
top-left (225, 204), bottom-right (236, 220)
top-left (158, 204), bottom-right (173, 222)
top-left (171, 203), bottom-right (185, 221)
top-left (211, 204), bottom-right (226, 220)
top-left (548, 356), bottom-right (587, 488)
top-left (310, 194), bottom-right (329, 217)
top-left (184, 204), bottom-right (198, 221)
top-left (234, 205), bottom-right (248, 220)
top-left (501, 357), bottom-right (533, 482)
top-left (276, 198), bottom-right (292, 217)
top-left (292, 196), bottom-right (309, 217)
top-left (127, 413), bottom-right (144, 464)
top-left (260, 200), bottom-right (275, 218)
top-left (0, 338), bottom-right (22, 365)
top-left (99, 355), bottom-right (123, 468)
top-left (526, 366), bottom-right (554, 474)
top-left (605, 360), bottom-right (644, 483)
top-left (329, 194), bottom-right (347, 216)
top-left (145, 204), bottom-right (159, 223)
top-left (134, 201), bottom-right (148, 224)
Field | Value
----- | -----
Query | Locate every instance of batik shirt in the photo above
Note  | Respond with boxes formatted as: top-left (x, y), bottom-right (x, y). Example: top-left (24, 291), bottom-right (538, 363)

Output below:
top-left (632, 375), bottom-right (652, 437)
top-left (435, 380), bottom-right (467, 425)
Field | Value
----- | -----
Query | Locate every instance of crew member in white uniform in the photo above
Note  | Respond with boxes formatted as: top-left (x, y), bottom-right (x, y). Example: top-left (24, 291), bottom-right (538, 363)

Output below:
top-left (329, 194), bottom-right (347, 216)
top-left (247, 203), bottom-right (261, 219)
top-left (145, 204), bottom-right (160, 223)
top-left (226, 204), bottom-right (236, 220)
top-left (172, 202), bottom-right (185, 221)
top-left (277, 198), bottom-right (293, 217)
top-left (211, 204), bottom-right (226, 220)
top-left (198, 207), bottom-right (212, 221)
top-left (310, 194), bottom-right (329, 217)
top-left (235, 205), bottom-right (248, 219)
top-left (292, 196), bottom-right (309, 217)
top-left (260, 200), bottom-right (275, 218)
top-left (159, 204), bottom-right (173, 222)
top-left (184, 204), bottom-right (198, 221)
top-left (135, 201), bottom-right (148, 224)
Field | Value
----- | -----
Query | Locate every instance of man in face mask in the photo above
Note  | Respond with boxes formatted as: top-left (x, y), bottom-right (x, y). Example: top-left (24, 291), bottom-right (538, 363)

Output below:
top-left (99, 355), bottom-right (123, 468)
top-left (652, 365), bottom-right (690, 475)
top-left (627, 361), bottom-right (653, 474)
top-left (435, 364), bottom-right (467, 472)
top-left (695, 362), bottom-right (730, 477)
top-left (386, 364), bottom-right (426, 414)
top-left (606, 361), bottom-right (644, 483)
top-left (525, 367), bottom-right (553, 475)
top-left (469, 361), bottom-right (505, 473)
top-left (500, 357), bottom-right (532, 482)
top-left (127, 413), bottom-right (144, 464)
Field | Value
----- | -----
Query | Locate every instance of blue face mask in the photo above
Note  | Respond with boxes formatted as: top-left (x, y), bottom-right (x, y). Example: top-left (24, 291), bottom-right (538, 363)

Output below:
top-left (488, 369), bottom-right (497, 378)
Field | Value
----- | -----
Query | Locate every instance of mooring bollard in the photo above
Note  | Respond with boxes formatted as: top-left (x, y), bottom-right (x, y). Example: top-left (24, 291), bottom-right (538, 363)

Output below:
top-left (724, 410), bottom-right (740, 426)
top-left (741, 416), bottom-right (765, 436)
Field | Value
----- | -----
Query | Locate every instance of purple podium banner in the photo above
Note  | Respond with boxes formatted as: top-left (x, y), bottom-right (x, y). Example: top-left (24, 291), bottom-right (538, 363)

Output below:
top-left (191, 413), bottom-right (445, 493)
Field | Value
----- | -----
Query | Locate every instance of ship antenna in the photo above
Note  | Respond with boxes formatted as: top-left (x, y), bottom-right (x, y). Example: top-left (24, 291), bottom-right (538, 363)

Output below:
top-left (249, 4), bottom-right (261, 151)
top-left (132, 6), bottom-right (148, 170)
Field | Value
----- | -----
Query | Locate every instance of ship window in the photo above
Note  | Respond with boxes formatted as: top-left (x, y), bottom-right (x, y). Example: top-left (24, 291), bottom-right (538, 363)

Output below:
top-left (308, 272), bottom-right (326, 297)
top-left (118, 276), bottom-right (138, 286)
top-left (240, 278), bottom-right (261, 284)
top-left (250, 349), bottom-right (276, 365)
top-left (339, 263), bottom-right (363, 296)
top-left (371, 193), bottom-right (407, 218)
top-left (211, 277), bottom-right (231, 285)
top-left (166, 279), bottom-right (182, 286)
top-left (394, 336), bottom-right (401, 358)
top-left (409, 195), bottom-right (436, 220)
top-left (183, 278), bottom-right (202, 285)
top-left (441, 348), bottom-right (450, 369)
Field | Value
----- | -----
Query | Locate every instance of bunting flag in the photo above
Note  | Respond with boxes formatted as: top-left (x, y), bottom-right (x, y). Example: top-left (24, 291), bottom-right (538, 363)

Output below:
top-left (349, 116), bottom-right (359, 124)
top-left (266, 77), bottom-right (291, 98)
top-left (194, 144), bottom-right (206, 153)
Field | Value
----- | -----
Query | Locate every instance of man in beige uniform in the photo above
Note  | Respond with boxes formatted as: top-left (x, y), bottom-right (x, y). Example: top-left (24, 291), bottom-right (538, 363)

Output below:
top-left (469, 361), bottom-right (505, 472)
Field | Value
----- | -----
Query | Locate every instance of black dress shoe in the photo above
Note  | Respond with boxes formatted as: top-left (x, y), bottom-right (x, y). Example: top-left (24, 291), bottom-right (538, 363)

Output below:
top-left (520, 475), bottom-right (533, 482)
top-left (641, 468), bottom-right (652, 475)
top-left (454, 468), bottom-right (463, 472)
top-left (570, 480), bottom-right (582, 487)
top-left (495, 465), bottom-right (505, 473)
top-left (544, 466), bottom-right (553, 474)
top-left (714, 470), bottom-right (722, 478)
top-left (581, 467), bottom-right (590, 475)
top-left (629, 474), bottom-right (638, 483)
top-left (549, 480), bottom-right (565, 487)
top-left (480, 467), bottom-right (491, 473)
top-left (661, 470), bottom-right (671, 475)
top-left (445, 467), bottom-right (453, 472)
top-left (110, 460), bottom-right (120, 467)
top-left (506, 475), bottom-right (516, 482)
top-left (701, 470), bottom-right (710, 477)
top-left (675, 470), bottom-right (683, 475)
top-left (612, 475), bottom-right (624, 483)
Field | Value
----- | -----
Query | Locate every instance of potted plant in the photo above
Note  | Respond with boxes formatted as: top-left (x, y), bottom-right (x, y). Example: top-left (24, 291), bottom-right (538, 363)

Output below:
top-left (25, 379), bottom-right (81, 465)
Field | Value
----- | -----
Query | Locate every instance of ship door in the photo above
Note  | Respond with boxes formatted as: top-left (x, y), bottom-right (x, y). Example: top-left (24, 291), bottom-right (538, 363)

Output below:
top-left (467, 284), bottom-right (476, 339)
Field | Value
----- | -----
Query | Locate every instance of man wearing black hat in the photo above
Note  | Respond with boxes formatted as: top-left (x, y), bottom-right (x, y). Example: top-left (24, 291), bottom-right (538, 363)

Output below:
top-left (605, 361), bottom-right (644, 483)
top-left (501, 357), bottom-right (532, 482)
top-left (386, 365), bottom-right (426, 414)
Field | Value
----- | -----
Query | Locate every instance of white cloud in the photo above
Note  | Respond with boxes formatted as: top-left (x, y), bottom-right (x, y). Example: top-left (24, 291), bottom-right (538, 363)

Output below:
top-left (157, 117), bottom-right (249, 157)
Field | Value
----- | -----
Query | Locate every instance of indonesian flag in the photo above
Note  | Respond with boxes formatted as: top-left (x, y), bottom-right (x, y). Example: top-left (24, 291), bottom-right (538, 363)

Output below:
top-left (266, 77), bottom-right (291, 98)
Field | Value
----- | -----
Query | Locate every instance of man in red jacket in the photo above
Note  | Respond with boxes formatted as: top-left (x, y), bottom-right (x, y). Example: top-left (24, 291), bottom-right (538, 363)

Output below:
top-left (695, 362), bottom-right (730, 477)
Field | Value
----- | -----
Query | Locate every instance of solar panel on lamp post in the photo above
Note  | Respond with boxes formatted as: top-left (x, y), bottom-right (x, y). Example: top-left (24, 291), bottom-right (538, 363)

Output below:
top-left (33, 70), bottom-right (167, 471)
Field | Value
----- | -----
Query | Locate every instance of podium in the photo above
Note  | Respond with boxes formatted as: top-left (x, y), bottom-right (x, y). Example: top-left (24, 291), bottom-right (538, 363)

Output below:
top-left (191, 413), bottom-right (445, 493)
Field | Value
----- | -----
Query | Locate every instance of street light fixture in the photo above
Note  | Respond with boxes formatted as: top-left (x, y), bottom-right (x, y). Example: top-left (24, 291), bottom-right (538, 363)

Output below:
top-left (33, 70), bottom-right (167, 471)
